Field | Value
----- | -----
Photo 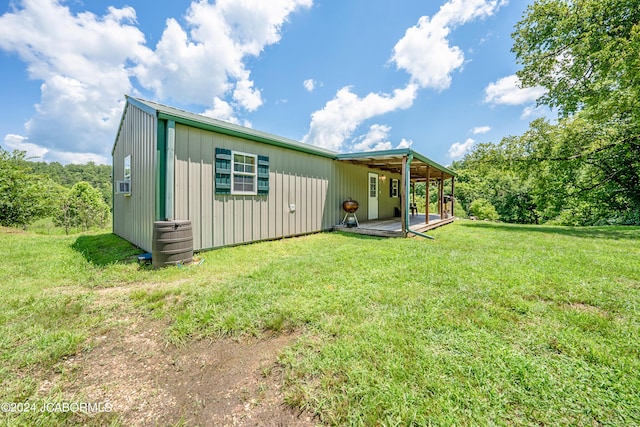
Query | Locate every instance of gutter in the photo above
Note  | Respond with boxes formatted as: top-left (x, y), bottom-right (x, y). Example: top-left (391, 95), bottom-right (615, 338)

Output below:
top-left (407, 228), bottom-right (435, 240)
top-left (165, 120), bottom-right (175, 220)
top-left (404, 153), bottom-right (435, 240)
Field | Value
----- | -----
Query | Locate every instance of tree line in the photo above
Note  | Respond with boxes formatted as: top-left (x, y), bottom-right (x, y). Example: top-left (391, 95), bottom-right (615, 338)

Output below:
top-left (0, 149), bottom-right (111, 232)
top-left (453, 0), bottom-right (639, 226)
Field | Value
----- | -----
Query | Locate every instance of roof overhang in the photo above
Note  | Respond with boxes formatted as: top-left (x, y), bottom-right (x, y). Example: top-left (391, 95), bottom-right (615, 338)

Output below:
top-left (336, 149), bottom-right (455, 181)
top-left (113, 97), bottom-right (456, 181)
top-left (113, 96), bottom-right (337, 159)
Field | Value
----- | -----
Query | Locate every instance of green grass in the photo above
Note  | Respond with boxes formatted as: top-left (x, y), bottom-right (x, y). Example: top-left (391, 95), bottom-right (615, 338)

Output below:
top-left (1, 222), bottom-right (639, 426)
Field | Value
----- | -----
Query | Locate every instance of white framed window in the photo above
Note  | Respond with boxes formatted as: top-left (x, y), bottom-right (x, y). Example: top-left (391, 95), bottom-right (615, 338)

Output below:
top-left (115, 180), bottom-right (131, 195)
top-left (124, 155), bottom-right (131, 181)
top-left (231, 151), bottom-right (257, 195)
top-left (391, 179), bottom-right (399, 198)
top-left (118, 155), bottom-right (132, 196)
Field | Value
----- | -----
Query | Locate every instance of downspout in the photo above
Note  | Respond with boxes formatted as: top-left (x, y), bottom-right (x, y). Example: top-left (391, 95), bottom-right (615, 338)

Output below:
top-left (404, 153), bottom-right (435, 240)
top-left (111, 162), bottom-right (115, 232)
top-left (165, 120), bottom-right (175, 220)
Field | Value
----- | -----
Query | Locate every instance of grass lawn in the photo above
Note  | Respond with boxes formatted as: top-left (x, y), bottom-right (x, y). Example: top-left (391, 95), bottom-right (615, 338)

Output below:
top-left (1, 221), bottom-right (639, 426)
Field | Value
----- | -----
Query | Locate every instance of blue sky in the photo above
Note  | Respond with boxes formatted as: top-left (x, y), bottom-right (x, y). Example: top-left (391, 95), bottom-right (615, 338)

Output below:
top-left (0, 0), bottom-right (549, 165)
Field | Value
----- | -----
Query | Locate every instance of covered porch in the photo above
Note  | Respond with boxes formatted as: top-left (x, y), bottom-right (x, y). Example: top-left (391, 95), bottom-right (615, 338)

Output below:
top-left (334, 213), bottom-right (455, 237)
top-left (336, 149), bottom-right (456, 238)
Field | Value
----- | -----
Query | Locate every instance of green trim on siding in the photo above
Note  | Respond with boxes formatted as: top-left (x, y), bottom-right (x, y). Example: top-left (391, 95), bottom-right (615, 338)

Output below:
top-left (155, 119), bottom-right (167, 220)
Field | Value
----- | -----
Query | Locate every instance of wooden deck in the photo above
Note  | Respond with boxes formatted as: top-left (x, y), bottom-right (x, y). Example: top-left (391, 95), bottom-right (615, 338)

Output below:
top-left (334, 213), bottom-right (454, 237)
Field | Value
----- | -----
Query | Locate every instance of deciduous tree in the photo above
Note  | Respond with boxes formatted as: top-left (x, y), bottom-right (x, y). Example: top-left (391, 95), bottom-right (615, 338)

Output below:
top-left (54, 181), bottom-right (110, 234)
top-left (0, 149), bottom-right (60, 227)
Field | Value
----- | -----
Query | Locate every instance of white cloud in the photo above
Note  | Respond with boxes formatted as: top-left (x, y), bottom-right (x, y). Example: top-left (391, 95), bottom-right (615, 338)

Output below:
top-left (484, 74), bottom-right (546, 106)
top-left (232, 75), bottom-right (263, 112)
top-left (3, 134), bottom-right (48, 159)
top-left (134, 0), bottom-right (311, 109)
top-left (46, 150), bottom-right (109, 165)
top-left (3, 132), bottom-right (109, 164)
top-left (448, 138), bottom-right (475, 159)
top-left (397, 138), bottom-right (413, 149)
top-left (351, 125), bottom-right (415, 152)
top-left (0, 0), bottom-right (147, 162)
top-left (303, 84), bottom-right (418, 151)
top-left (303, 79), bottom-right (316, 92)
top-left (352, 124), bottom-right (392, 152)
top-left (391, 0), bottom-right (505, 90)
top-left (0, 0), bottom-right (311, 163)
top-left (304, 0), bottom-right (505, 154)
top-left (472, 126), bottom-right (491, 134)
top-left (201, 97), bottom-right (239, 123)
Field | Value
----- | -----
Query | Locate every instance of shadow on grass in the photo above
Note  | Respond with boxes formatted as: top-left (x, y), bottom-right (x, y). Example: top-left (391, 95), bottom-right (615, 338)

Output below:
top-left (72, 233), bottom-right (144, 266)
top-left (459, 220), bottom-right (640, 241)
top-left (331, 230), bottom-right (386, 241)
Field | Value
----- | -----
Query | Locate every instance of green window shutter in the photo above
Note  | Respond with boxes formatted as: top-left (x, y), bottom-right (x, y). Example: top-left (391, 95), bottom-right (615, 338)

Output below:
top-left (215, 148), bottom-right (232, 194)
top-left (390, 179), bottom-right (399, 198)
top-left (257, 155), bottom-right (269, 195)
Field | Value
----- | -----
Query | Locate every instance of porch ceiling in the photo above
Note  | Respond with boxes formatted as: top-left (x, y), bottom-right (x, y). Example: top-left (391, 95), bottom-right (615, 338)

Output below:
top-left (337, 152), bottom-right (454, 181)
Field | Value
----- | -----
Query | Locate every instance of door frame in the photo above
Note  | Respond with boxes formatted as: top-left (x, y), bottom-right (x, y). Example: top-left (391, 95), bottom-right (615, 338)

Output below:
top-left (368, 172), bottom-right (379, 220)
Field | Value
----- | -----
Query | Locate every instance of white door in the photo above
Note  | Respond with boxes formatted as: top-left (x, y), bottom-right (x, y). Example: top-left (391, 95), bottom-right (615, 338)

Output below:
top-left (368, 172), bottom-right (378, 220)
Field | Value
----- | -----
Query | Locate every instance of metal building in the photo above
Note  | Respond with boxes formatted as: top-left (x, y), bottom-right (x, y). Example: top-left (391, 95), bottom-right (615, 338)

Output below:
top-left (112, 96), bottom-right (455, 252)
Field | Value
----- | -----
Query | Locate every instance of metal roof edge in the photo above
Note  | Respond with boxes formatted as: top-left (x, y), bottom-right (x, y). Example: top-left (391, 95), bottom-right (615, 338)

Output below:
top-left (129, 96), bottom-right (337, 159)
top-left (111, 98), bottom-right (129, 156)
top-left (408, 149), bottom-right (456, 177)
top-left (336, 148), bottom-right (411, 159)
top-left (336, 148), bottom-right (456, 177)
top-left (126, 95), bottom-right (159, 117)
top-left (111, 95), bottom-right (159, 156)
top-left (112, 97), bottom-right (455, 177)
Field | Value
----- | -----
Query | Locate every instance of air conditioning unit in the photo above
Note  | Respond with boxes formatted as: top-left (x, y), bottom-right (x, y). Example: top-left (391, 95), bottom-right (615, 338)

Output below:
top-left (115, 180), bottom-right (131, 195)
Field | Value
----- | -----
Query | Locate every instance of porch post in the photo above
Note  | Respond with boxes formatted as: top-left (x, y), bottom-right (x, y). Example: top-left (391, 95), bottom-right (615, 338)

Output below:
top-left (401, 155), bottom-right (407, 237)
top-left (411, 183), bottom-right (416, 209)
top-left (425, 166), bottom-right (430, 224)
top-left (438, 175), bottom-right (444, 218)
top-left (451, 177), bottom-right (455, 217)
top-left (436, 179), bottom-right (439, 217)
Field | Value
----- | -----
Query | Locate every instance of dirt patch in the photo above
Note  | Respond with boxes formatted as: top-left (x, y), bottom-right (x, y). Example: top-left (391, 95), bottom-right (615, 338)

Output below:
top-left (48, 320), bottom-right (317, 426)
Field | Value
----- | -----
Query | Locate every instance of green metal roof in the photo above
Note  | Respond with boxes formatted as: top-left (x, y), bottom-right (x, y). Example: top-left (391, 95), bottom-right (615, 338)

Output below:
top-left (125, 96), bottom-right (337, 159)
top-left (113, 96), bottom-right (455, 177)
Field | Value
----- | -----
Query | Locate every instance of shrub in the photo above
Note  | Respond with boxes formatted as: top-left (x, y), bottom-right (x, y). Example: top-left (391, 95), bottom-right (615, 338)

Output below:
top-left (469, 198), bottom-right (499, 220)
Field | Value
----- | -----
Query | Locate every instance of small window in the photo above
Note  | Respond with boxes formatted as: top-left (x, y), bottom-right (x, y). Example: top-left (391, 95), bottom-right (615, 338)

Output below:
top-left (231, 152), bottom-right (257, 195)
top-left (369, 175), bottom-right (377, 197)
top-left (390, 179), bottom-right (399, 198)
top-left (115, 180), bottom-right (131, 195)
top-left (119, 155), bottom-right (132, 196)
top-left (124, 155), bottom-right (131, 181)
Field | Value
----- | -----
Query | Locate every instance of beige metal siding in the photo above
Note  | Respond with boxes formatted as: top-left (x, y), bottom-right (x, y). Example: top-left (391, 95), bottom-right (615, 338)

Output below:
top-left (171, 123), bottom-right (405, 251)
top-left (173, 125), bottom-right (335, 250)
top-left (330, 162), bottom-right (402, 222)
top-left (113, 104), bottom-right (157, 252)
top-left (378, 173), bottom-right (403, 218)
